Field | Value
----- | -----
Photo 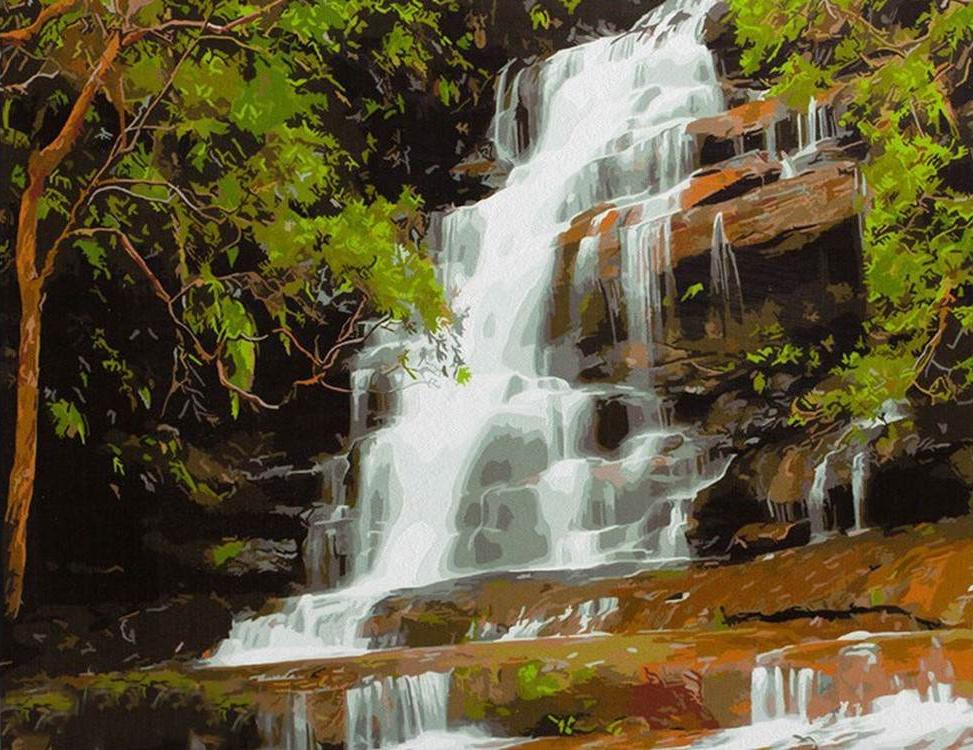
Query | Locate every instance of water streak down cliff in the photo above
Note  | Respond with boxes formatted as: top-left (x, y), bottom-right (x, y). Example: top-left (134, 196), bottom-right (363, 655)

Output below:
top-left (212, 0), bottom-right (760, 667)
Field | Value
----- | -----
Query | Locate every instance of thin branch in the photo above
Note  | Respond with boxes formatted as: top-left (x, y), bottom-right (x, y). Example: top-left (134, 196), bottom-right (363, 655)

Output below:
top-left (92, 179), bottom-right (225, 222)
top-left (43, 25), bottom-right (203, 275)
top-left (121, 0), bottom-right (291, 46)
top-left (0, 68), bottom-right (58, 95)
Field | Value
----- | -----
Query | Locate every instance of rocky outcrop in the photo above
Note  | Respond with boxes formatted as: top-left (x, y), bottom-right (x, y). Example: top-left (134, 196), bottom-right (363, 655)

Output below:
top-left (357, 517), bottom-right (971, 650)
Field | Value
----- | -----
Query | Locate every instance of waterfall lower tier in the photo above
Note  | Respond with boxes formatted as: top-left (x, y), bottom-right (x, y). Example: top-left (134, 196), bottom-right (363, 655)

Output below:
top-left (749, 665), bottom-right (815, 722)
top-left (258, 693), bottom-right (314, 750)
top-left (683, 636), bottom-right (972, 749)
top-left (212, 593), bottom-right (374, 666)
top-left (685, 690), bottom-right (973, 749)
top-left (346, 671), bottom-right (451, 750)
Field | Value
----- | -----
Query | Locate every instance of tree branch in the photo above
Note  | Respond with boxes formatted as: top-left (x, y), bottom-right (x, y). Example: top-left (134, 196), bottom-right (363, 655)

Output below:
top-left (121, 0), bottom-right (291, 46)
top-left (0, 0), bottom-right (79, 46)
top-left (31, 32), bottom-right (121, 283)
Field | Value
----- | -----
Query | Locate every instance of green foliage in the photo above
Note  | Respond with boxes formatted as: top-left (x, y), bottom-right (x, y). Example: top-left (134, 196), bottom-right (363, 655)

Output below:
top-left (681, 282), bottom-right (705, 301)
top-left (208, 539), bottom-right (247, 567)
top-left (729, 0), bottom-right (973, 423)
top-left (1, 0), bottom-right (481, 499)
top-left (516, 661), bottom-right (563, 700)
top-left (547, 714), bottom-right (577, 735)
top-left (529, 4), bottom-right (553, 30)
top-left (47, 400), bottom-right (87, 443)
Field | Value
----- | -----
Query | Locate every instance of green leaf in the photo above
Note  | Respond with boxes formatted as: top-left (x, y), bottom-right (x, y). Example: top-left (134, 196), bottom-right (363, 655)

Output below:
top-left (681, 282), bottom-right (704, 301)
top-left (48, 399), bottom-right (87, 443)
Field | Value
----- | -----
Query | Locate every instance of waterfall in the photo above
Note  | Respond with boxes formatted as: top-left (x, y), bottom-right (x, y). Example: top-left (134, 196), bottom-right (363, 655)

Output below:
top-left (851, 448), bottom-right (869, 532)
top-left (576, 596), bottom-right (620, 633)
top-left (709, 212), bottom-right (744, 329)
top-left (797, 96), bottom-right (837, 154)
top-left (350, 369), bottom-right (374, 440)
top-left (345, 671), bottom-right (450, 750)
top-left (499, 596), bottom-right (618, 640)
top-left (806, 452), bottom-right (835, 535)
top-left (492, 61), bottom-right (522, 166)
top-left (211, 0), bottom-right (729, 667)
top-left (686, 645), bottom-right (973, 750)
top-left (303, 455), bottom-right (352, 587)
top-left (258, 693), bottom-right (315, 750)
top-left (764, 120), bottom-right (777, 160)
top-left (621, 214), bottom-right (676, 366)
top-left (750, 665), bottom-right (816, 722)
top-left (658, 497), bottom-right (691, 558)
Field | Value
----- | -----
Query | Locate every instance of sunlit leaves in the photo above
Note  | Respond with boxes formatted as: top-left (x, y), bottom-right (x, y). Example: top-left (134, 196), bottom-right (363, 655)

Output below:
top-left (318, 188), bottom-right (446, 330)
top-left (76, 238), bottom-right (111, 279)
top-left (729, 0), bottom-right (973, 421)
top-left (48, 399), bottom-right (88, 443)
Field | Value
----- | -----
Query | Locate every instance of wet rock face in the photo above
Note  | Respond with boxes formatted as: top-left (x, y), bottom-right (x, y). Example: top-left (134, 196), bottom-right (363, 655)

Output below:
top-left (457, 486), bottom-right (549, 567)
top-left (687, 457), bottom-right (767, 555)
top-left (452, 420), bottom-right (551, 572)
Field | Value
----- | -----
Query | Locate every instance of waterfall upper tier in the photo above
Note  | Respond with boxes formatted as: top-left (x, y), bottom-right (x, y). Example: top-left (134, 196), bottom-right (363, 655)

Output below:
top-left (212, 0), bottom-right (753, 667)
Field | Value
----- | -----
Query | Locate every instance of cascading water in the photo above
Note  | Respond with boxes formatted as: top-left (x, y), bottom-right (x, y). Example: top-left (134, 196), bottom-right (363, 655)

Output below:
top-left (851, 448), bottom-right (869, 532)
top-left (621, 214), bottom-right (677, 366)
top-left (709, 211), bottom-right (744, 329)
top-left (685, 641), bottom-right (973, 749)
top-left (345, 671), bottom-right (450, 750)
top-left (258, 693), bottom-right (315, 750)
top-left (750, 665), bottom-right (816, 722)
top-left (806, 454), bottom-right (832, 536)
top-left (212, 0), bottom-right (730, 667)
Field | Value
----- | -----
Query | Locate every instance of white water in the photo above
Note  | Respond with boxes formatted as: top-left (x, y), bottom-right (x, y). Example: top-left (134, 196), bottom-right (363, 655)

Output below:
top-left (346, 671), bottom-right (451, 750)
top-left (851, 448), bottom-right (869, 532)
top-left (685, 638), bottom-right (973, 749)
top-left (798, 96), bottom-right (838, 153)
top-left (807, 452), bottom-right (833, 535)
top-left (709, 211), bottom-right (744, 328)
top-left (685, 689), bottom-right (973, 749)
top-left (212, 0), bottom-right (728, 667)
top-left (258, 692), bottom-right (314, 750)
top-left (750, 665), bottom-right (816, 722)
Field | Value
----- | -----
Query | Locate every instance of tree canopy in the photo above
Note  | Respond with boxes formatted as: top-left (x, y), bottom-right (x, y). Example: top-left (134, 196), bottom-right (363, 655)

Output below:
top-left (728, 0), bottom-right (973, 424)
top-left (0, 0), bottom-right (497, 615)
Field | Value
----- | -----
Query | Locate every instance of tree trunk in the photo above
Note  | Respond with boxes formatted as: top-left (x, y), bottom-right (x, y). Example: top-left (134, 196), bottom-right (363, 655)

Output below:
top-left (2, 31), bottom-right (120, 619)
top-left (4, 275), bottom-right (43, 619)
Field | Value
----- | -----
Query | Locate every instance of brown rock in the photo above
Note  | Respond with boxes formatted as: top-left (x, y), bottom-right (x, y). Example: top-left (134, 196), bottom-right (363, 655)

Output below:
top-left (668, 162), bottom-right (857, 263)
top-left (687, 98), bottom-right (787, 141)
top-left (727, 520), bottom-right (811, 559)
top-left (680, 154), bottom-right (780, 210)
top-left (767, 448), bottom-right (814, 505)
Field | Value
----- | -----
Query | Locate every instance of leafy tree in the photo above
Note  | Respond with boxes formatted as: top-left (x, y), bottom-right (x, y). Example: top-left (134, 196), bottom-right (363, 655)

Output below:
top-left (728, 0), bottom-right (973, 424)
top-left (0, 0), bottom-right (475, 618)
